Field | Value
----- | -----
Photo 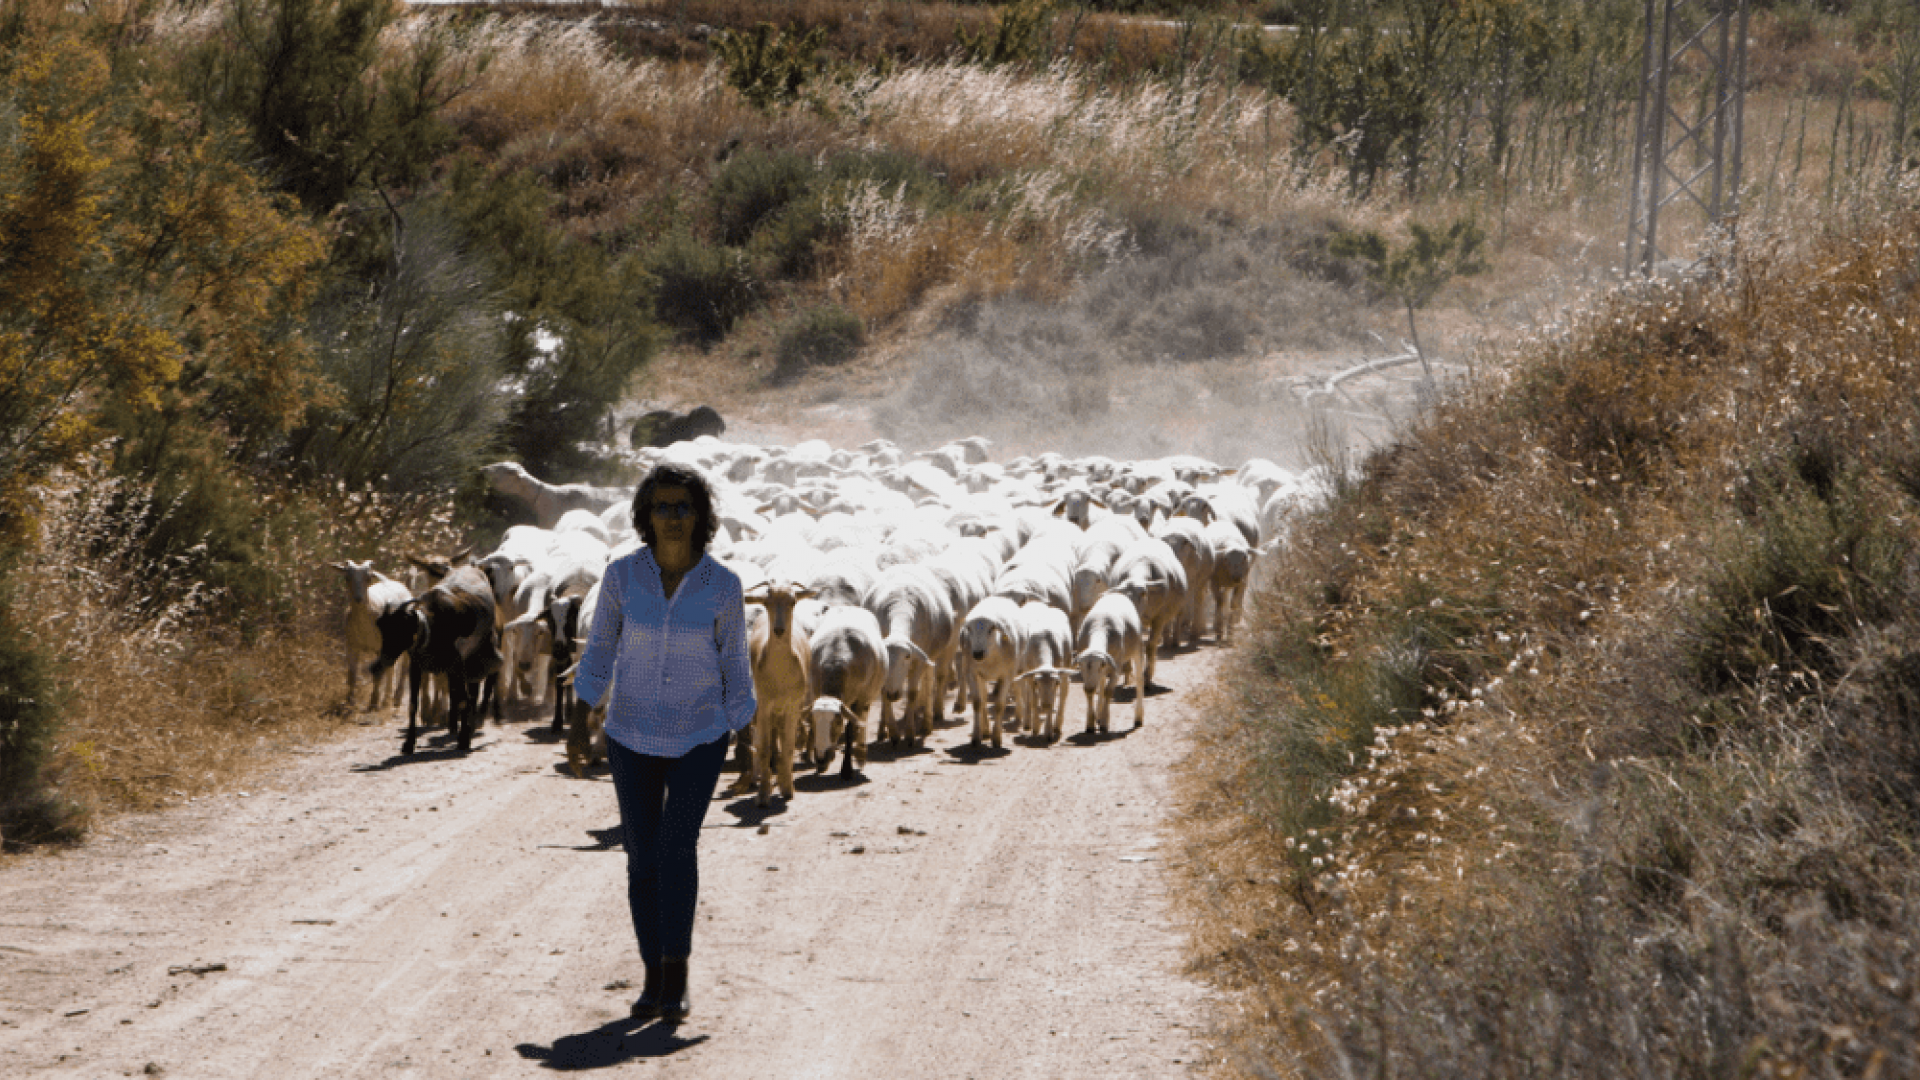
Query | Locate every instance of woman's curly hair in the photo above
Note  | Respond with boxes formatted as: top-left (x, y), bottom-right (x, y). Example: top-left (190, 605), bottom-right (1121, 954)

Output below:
top-left (632, 463), bottom-right (720, 553)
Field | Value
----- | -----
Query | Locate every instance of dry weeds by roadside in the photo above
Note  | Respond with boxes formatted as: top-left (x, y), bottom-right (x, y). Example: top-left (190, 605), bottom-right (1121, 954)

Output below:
top-left (1178, 204), bottom-right (1920, 1076)
top-left (2, 453), bottom-right (464, 846)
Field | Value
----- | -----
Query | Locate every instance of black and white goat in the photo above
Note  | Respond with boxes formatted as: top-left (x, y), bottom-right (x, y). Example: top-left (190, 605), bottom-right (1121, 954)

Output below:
top-left (372, 565), bottom-right (500, 755)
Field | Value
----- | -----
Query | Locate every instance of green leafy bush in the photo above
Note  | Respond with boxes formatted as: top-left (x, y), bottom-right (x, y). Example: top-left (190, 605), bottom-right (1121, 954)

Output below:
top-left (179, 0), bottom-right (460, 215)
top-left (711, 23), bottom-right (828, 110)
top-left (1688, 460), bottom-right (1911, 697)
top-left (773, 304), bottom-right (866, 381)
top-left (647, 233), bottom-right (761, 345)
top-left (750, 198), bottom-right (835, 280)
top-left (0, 574), bottom-right (82, 848)
top-left (958, 0), bottom-right (1056, 67)
top-left (710, 148), bottom-right (818, 248)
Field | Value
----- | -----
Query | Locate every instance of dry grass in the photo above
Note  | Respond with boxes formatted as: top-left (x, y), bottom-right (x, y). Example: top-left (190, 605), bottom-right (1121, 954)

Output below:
top-left (1184, 201), bottom-right (1920, 1076)
top-left (412, 4), bottom-right (1903, 419)
top-left (9, 453), bottom-right (464, 836)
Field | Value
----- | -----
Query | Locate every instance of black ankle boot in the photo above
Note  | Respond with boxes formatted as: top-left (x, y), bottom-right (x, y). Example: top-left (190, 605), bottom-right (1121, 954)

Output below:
top-left (631, 961), bottom-right (663, 1019)
top-left (657, 957), bottom-right (690, 1021)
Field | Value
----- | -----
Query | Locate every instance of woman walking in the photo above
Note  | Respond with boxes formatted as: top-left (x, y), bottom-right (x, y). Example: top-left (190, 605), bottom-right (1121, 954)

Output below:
top-left (573, 464), bottom-right (756, 1021)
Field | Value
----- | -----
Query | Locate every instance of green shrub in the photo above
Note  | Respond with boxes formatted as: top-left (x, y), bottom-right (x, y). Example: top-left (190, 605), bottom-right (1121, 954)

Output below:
top-left (646, 233), bottom-right (761, 346)
top-left (0, 573), bottom-right (82, 848)
top-left (1329, 217), bottom-right (1489, 361)
top-left (181, 0), bottom-right (458, 215)
top-left (824, 148), bottom-right (948, 206)
top-left (711, 23), bottom-right (827, 110)
top-left (710, 148), bottom-right (818, 248)
top-left (959, 0), bottom-right (1056, 67)
top-left (773, 304), bottom-right (865, 381)
top-left (297, 208), bottom-right (511, 495)
top-left (750, 198), bottom-right (835, 280)
top-left (1688, 461), bottom-right (1912, 698)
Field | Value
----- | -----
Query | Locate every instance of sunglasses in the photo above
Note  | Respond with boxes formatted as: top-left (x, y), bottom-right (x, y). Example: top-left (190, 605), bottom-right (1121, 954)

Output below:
top-left (650, 500), bottom-right (696, 520)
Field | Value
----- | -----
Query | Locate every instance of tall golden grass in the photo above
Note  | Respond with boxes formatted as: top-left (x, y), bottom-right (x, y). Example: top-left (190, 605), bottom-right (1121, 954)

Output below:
top-left (428, 15), bottom-right (1335, 323)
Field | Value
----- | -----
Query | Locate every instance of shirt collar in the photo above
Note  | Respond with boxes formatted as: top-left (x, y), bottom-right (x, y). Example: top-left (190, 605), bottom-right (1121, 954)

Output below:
top-left (640, 547), bottom-right (709, 588)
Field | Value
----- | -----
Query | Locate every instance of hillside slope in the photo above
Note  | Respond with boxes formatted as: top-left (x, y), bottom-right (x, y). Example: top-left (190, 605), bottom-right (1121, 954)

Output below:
top-left (1183, 210), bottom-right (1920, 1076)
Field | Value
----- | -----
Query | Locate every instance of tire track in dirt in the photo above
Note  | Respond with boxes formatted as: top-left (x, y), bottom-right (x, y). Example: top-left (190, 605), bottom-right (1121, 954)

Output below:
top-left (0, 647), bottom-right (1219, 1078)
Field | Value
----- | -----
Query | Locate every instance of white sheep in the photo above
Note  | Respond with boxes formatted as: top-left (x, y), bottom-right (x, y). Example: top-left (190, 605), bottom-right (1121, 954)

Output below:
top-left (805, 552), bottom-right (879, 609)
top-left (1014, 601), bottom-right (1075, 744)
top-left (921, 537), bottom-right (1003, 712)
top-left (476, 525), bottom-right (557, 631)
top-left (1233, 456), bottom-right (1296, 508)
top-left (480, 461), bottom-right (626, 529)
top-left (807, 604), bottom-right (889, 780)
top-left (1074, 591), bottom-right (1147, 733)
top-left (1203, 519), bottom-right (1256, 645)
top-left (1151, 516), bottom-right (1215, 649)
top-left (501, 531), bottom-right (609, 705)
top-left (1108, 537), bottom-right (1187, 694)
top-left (1047, 483), bottom-right (1107, 529)
top-left (1183, 484), bottom-right (1262, 549)
top-left (958, 596), bottom-right (1027, 749)
top-left (553, 506), bottom-right (616, 547)
top-left (861, 566), bottom-right (956, 748)
top-left (990, 536), bottom-right (1076, 616)
top-left (1068, 518), bottom-right (1141, 635)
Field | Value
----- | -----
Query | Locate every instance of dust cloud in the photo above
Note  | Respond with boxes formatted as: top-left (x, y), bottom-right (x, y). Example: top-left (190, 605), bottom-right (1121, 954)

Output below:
top-left (872, 216), bottom-right (1413, 468)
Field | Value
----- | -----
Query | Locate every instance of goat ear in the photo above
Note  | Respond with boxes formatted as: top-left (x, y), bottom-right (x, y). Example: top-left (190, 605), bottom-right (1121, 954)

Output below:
top-left (1050, 500), bottom-right (1066, 517)
top-left (406, 555), bottom-right (433, 572)
top-left (797, 587), bottom-right (819, 601)
top-left (451, 545), bottom-right (473, 565)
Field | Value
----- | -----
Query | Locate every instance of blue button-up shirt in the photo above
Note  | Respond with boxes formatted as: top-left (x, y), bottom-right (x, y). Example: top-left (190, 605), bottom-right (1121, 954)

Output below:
top-left (573, 547), bottom-right (757, 758)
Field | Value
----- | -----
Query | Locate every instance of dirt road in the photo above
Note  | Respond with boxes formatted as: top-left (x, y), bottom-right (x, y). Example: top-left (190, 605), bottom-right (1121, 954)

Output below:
top-left (0, 646), bottom-right (1218, 1078)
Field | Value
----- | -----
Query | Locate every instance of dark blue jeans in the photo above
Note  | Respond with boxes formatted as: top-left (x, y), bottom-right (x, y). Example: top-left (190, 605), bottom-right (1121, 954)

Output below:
top-left (606, 731), bottom-right (730, 964)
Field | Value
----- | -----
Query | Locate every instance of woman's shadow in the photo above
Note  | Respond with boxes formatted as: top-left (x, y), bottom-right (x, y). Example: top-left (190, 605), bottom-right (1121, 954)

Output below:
top-left (516, 1018), bottom-right (707, 1069)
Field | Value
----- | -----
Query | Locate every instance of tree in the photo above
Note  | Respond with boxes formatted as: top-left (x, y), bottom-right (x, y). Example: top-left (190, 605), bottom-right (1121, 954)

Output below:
top-left (292, 208), bottom-right (510, 492)
top-left (0, 22), bottom-right (325, 545)
top-left (177, 0), bottom-right (461, 215)
top-left (438, 157), bottom-right (660, 482)
top-left (1330, 217), bottom-right (1489, 373)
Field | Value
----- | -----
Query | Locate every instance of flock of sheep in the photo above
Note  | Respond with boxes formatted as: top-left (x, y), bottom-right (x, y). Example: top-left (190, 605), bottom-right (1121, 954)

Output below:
top-left (332, 436), bottom-right (1330, 801)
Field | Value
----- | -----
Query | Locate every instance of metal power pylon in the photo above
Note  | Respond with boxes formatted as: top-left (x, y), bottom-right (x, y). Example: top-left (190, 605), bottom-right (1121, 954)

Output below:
top-left (1626, 0), bottom-right (1751, 277)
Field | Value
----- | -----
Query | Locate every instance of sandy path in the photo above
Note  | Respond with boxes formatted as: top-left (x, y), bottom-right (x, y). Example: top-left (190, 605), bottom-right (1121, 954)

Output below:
top-left (0, 647), bottom-right (1218, 1078)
